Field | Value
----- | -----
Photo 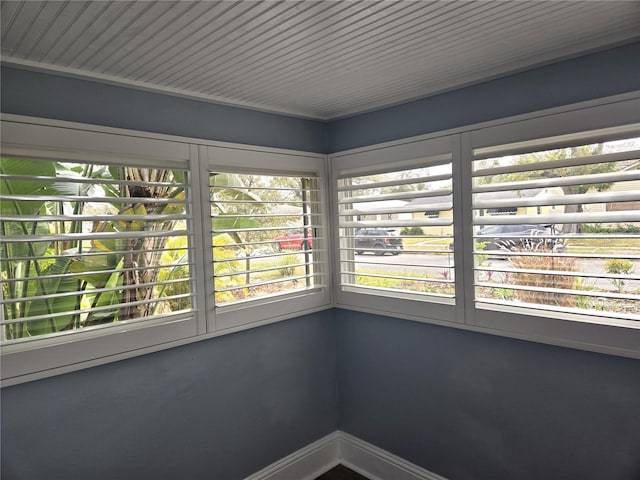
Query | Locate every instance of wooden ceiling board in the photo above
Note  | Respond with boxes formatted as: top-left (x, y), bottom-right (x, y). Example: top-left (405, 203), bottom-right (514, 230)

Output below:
top-left (103, 2), bottom-right (232, 76)
top-left (71, 1), bottom-right (168, 70)
top-left (241, 2), bottom-right (517, 104)
top-left (210, 1), bottom-right (446, 98)
top-left (175, 0), bottom-right (366, 92)
top-left (156, 0), bottom-right (326, 88)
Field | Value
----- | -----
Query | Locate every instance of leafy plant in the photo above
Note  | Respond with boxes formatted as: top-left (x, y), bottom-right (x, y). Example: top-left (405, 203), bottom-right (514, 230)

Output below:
top-left (400, 226), bottom-right (423, 236)
top-left (604, 258), bottom-right (635, 292)
top-left (574, 277), bottom-right (598, 310)
top-left (582, 224), bottom-right (640, 234)
top-left (277, 253), bottom-right (299, 278)
top-left (212, 233), bottom-right (245, 303)
top-left (1, 158), bottom-right (190, 341)
top-left (475, 241), bottom-right (490, 268)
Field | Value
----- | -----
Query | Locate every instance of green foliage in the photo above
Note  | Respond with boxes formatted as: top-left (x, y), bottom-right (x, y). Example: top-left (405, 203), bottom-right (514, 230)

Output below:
top-left (277, 253), bottom-right (299, 278)
top-left (582, 224), bottom-right (640, 234)
top-left (400, 226), bottom-right (423, 236)
top-left (212, 234), bottom-right (244, 304)
top-left (475, 241), bottom-right (490, 267)
top-left (605, 259), bottom-right (635, 292)
top-left (155, 233), bottom-right (191, 313)
top-left (478, 144), bottom-right (613, 194)
top-left (0, 158), bottom-right (56, 215)
top-left (1, 158), bottom-right (190, 340)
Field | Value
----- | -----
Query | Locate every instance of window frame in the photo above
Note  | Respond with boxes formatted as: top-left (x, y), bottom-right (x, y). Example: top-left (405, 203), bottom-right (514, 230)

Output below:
top-left (330, 94), bottom-right (640, 359)
top-left (201, 145), bottom-right (332, 333)
top-left (462, 99), bottom-right (640, 357)
top-left (331, 134), bottom-right (463, 324)
top-left (0, 120), bottom-right (204, 383)
top-left (0, 117), bottom-right (332, 386)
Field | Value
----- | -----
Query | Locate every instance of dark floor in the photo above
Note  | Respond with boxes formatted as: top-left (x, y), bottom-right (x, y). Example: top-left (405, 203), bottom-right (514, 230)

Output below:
top-left (315, 464), bottom-right (369, 480)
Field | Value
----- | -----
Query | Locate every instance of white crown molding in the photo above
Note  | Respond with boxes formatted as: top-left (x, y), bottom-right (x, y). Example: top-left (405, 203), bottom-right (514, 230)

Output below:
top-left (0, 58), bottom-right (323, 121)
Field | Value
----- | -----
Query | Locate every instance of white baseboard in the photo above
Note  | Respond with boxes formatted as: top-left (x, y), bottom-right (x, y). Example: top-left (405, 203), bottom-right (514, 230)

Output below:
top-left (244, 431), bottom-right (339, 480)
top-left (338, 431), bottom-right (447, 480)
top-left (245, 430), bottom-right (447, 480)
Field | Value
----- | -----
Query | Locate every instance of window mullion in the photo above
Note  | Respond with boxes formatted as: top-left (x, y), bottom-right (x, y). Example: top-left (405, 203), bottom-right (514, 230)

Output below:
top-left (191, 145), bottom-right (214, 334)
top-left (456, 132), bottom-right (474, 325)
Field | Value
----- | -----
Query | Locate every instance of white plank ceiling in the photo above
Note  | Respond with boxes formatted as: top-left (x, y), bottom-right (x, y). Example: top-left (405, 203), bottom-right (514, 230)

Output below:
top-left (1, 1), bottom-right (639, 120)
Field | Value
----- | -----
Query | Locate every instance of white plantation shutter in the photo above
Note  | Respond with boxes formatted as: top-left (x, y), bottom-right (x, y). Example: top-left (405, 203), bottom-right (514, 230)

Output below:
top-left (1, 119), bottom-right (333, 384)
top-left (471, 125), bottom-right (640, 323)
top-left (0, 157), bottom-right (195, 344)
top-left (204, 146), bottom-right (331, 332)
top-left (209, 171), bottom-right (325, 306)
top-left (333, 135), bottom-right (459, 323)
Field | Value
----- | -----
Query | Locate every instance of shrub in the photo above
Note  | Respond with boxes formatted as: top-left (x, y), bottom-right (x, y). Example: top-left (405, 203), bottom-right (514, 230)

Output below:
top-left (509, 249), bottom-right (577, 307)
top-left (400, 226), bottom-right (424, 236)
top-left (582, 224), bottom-right (640, 234)
top-left (604, 258), bottom-right (635, 292)
top-left (277, 253), bottom-right (299, 278)
top-left (212, 234), bottom-right (244, 302)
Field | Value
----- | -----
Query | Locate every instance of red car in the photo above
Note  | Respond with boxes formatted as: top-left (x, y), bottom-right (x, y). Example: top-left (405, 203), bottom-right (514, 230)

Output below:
top-left (274, 229), bottom-right (313, 251)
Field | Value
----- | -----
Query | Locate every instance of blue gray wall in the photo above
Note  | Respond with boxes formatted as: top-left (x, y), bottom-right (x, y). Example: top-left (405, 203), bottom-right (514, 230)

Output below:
top-left (328, 42), bottom-right (640, 152)
top-left (336, 310), bottom-right (640, 480)
top-left (0, 66), bottom-right (327, 154)
top-left (1, 312), bottom-right (338, 480)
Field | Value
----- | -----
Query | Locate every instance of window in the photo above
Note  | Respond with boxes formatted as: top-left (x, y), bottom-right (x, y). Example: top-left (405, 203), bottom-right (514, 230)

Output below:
top-left (0, 119), bottom-right (330, 384)
top-left (1, 157), bottom-right (193, 343)
top-left (472, 129), bottom-right (640, 325)
top-left (332, 96), bottom-right (640, 357)
top-left (0, 121), bottom-right (201, 383)
top-left (210, 171), bottom-right (322, 305)
top-left (2, 96), bottom-right (638, 383)
top-left (333, 135), bottom-right (459, 323)
top-left (202, 146), bottom-right (330, 332)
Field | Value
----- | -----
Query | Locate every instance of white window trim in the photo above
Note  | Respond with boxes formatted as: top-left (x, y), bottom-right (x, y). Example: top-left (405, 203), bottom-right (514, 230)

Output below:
top-left (0, 116), bottom-right (332, 386)
top-left (330, 93), bottom-right (640, 360)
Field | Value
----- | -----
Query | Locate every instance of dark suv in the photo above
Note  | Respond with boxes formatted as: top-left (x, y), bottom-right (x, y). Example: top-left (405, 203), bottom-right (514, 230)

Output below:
top-left (449, 224), bottom-right (565, 252)
top-left (478, 224), bottom-right (564, 252)
top-left (355, 228), bottom-right (403, 255)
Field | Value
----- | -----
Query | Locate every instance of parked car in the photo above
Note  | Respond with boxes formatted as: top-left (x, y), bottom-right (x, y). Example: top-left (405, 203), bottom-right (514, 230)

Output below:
top-left (274, 229), bottom-right (313, 251)
top-left (355, 228), bottom-right (403, 255)
top-left (479, 224), bottom-right (565, 251)
top-left (449, 224), bottom-right (565, 252)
